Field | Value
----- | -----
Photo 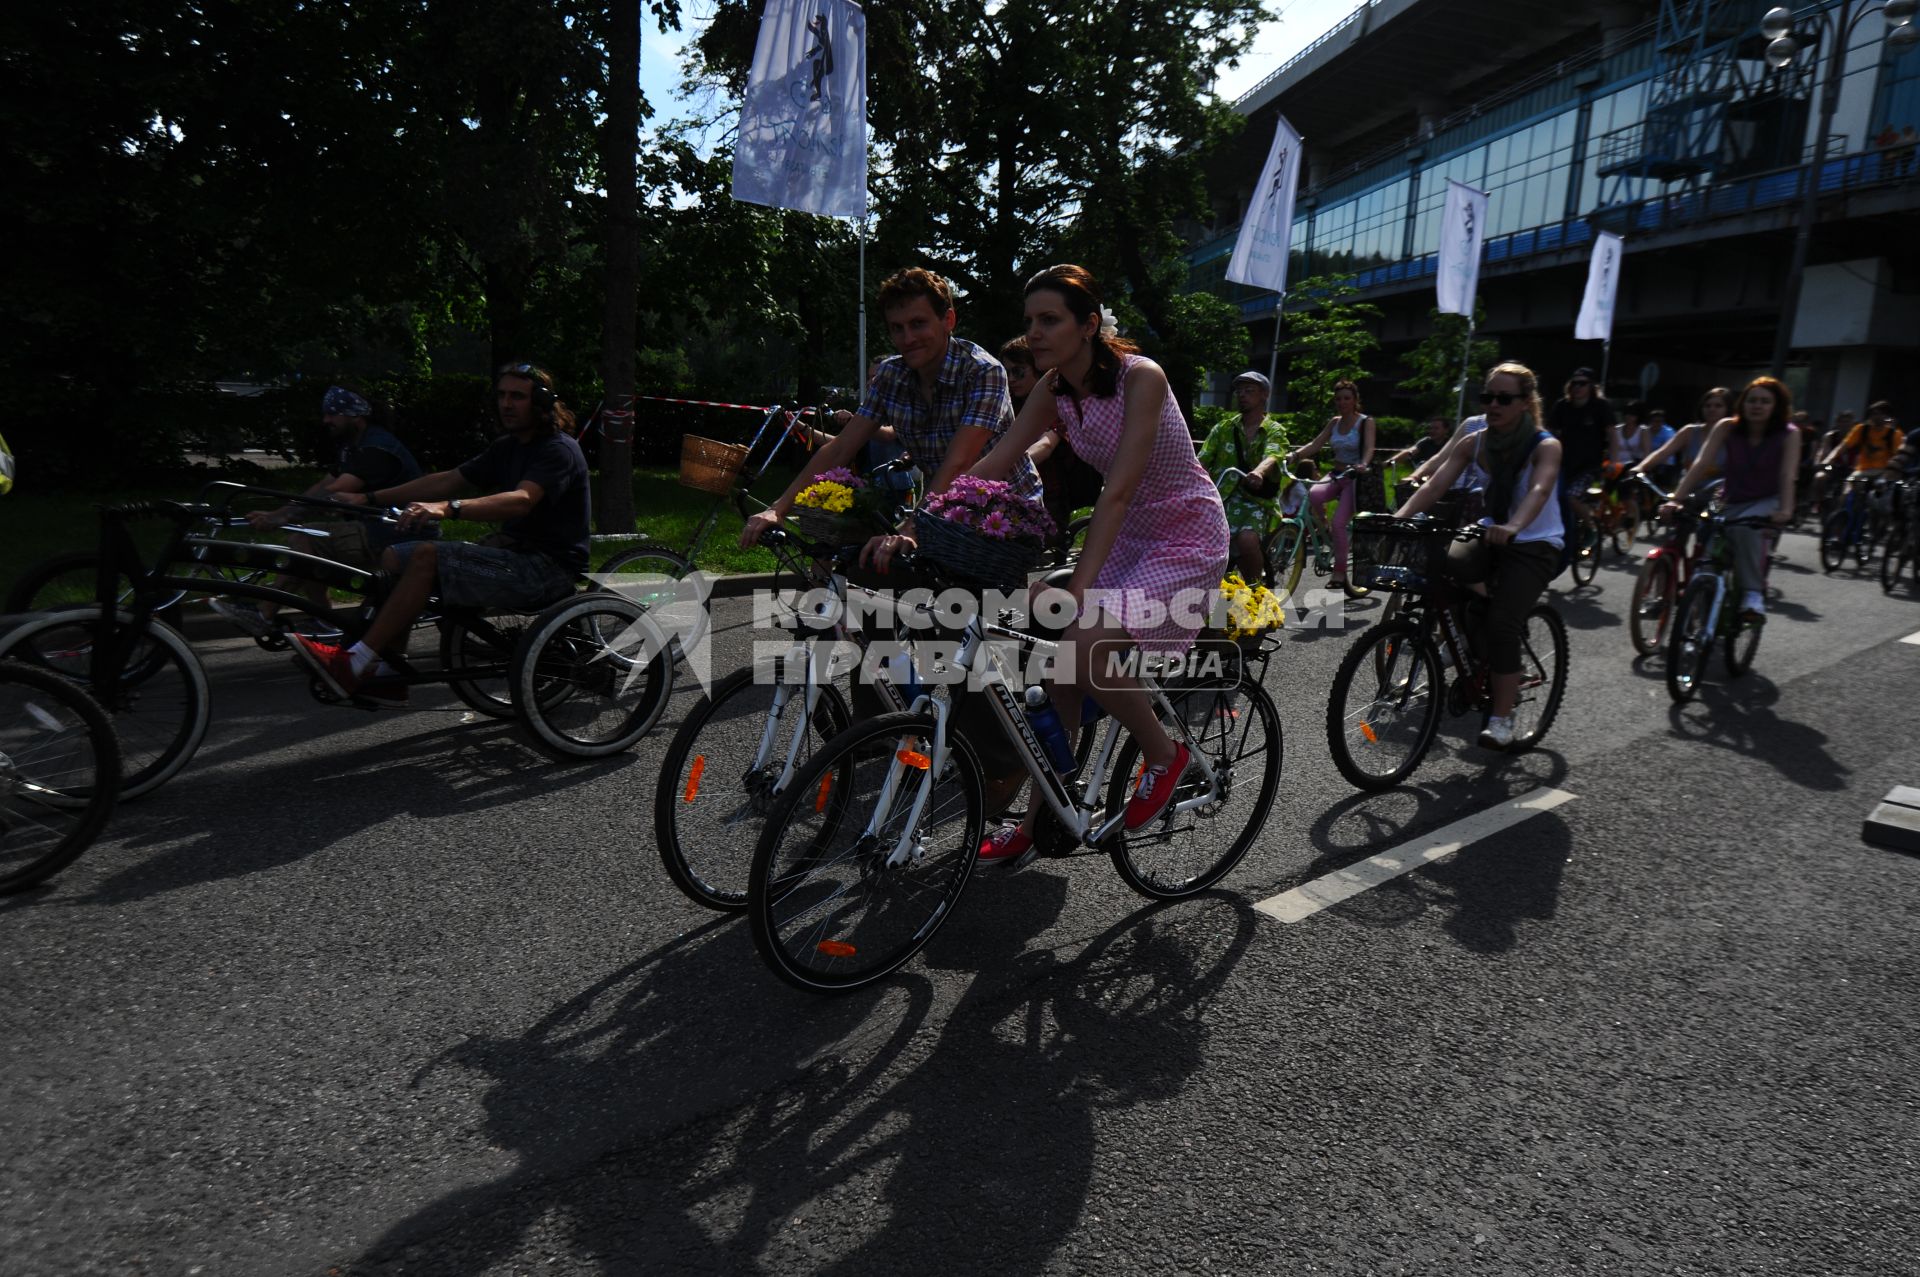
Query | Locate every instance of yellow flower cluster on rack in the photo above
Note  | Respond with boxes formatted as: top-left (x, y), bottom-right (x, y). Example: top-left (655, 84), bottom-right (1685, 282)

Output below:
top-left (795, 478), bottom-right (857, 515)
top-left (1220, 571), bottom-right (1285, 639)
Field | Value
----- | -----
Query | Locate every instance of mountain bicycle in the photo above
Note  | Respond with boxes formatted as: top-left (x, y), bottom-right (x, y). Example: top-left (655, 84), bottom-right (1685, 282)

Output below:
top-left (1665, 513), bottom-right (1780, 704)
top-left (1881, 475), bottom-right (1919, 595)
top-left (743, 553), bottom-right (1282, 993)
top-left (1625, 473), bottom-right (1721, 657)
top-left (1819, 465), bottom-right (1891, 573)
top-left (0, 658), bottom-right (121, 894)
top-left (1326, 518), bottom-right (1569, 791)
top-left (1567, 462), bottom-right (1637, 587)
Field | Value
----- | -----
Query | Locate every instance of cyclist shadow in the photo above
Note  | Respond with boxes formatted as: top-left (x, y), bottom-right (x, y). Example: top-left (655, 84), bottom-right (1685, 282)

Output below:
top-left (68, 721), bottom-right (630, 907)
top-left (1666, 677), bottom-right (1848, 791)
top-left (1298, 757), bottom-right (1572, 954)
top-left (1548, 588), bottom-right (1624, 631)
top-left (345, 886), bottom-right (1254, 1273)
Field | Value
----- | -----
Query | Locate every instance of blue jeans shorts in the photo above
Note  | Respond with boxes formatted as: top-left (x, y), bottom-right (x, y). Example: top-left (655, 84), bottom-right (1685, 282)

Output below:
top-left (391, 541), bottom-right (576, 611)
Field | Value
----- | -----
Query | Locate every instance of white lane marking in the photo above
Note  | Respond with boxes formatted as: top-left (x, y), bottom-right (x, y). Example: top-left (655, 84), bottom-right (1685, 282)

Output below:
top-left (1255, 787), bottom-right (1579, 924)
top-left (1901, 630), bottom-right (1920, 646)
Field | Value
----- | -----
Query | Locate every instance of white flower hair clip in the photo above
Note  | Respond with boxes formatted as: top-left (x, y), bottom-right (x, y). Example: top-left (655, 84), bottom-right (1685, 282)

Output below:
top-left (1099, 305), bottom-right (1119, 339)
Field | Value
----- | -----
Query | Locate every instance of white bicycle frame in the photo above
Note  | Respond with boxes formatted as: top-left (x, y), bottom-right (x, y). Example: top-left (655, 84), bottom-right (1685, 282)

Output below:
top-left (863, 600), bottom-right (1225, 870)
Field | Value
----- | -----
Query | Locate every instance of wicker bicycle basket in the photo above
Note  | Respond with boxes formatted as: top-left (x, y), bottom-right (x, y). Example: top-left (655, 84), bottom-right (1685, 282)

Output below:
top-left (913, 511), bottom-right (1043, 593)
top-left (1349, 514), bottom-right (1464, 592)
top-left (678, 435), bottom-right (751, 495)
top-left (792, 505), bottom-right (879, 548)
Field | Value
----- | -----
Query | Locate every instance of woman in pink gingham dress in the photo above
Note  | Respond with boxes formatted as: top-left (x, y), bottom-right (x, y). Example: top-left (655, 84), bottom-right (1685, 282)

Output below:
top-left (967, 264), bottom-right (1229, 862)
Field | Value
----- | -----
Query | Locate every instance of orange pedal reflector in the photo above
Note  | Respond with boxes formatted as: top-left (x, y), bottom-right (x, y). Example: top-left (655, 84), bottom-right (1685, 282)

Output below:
top-left (815, 773), bottom-right (835, 811)
top-left (896, 749), bottom-right (931, 770)
top-left (1358, 721), bottom-right (1378, 744)
top-left (816, 940), bottom-right (857, 957)
top-left (682, 756), bottom-right (706, 803)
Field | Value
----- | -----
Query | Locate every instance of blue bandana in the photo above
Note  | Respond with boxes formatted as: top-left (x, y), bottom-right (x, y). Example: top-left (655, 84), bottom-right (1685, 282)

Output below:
top-left (322, 386), bottom-right (372, 418)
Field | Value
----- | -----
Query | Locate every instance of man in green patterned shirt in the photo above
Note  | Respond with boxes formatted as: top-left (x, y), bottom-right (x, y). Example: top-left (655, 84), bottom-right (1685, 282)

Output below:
top-left (1198, 371), bottom-right (1287, 580)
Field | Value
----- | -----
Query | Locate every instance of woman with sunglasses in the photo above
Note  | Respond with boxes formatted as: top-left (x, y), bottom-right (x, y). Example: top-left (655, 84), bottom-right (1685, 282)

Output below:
top-left (1285, 379), bottom-right (1376, 593)
top-left (1396, 363), bottom-right (1563, 751)
top-left (966, 264), bottom-right (1229, 861)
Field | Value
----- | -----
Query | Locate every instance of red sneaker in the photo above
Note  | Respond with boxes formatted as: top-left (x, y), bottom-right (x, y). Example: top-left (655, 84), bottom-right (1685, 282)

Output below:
top-left (1124, 744), bottom-right (1192, 830)
top-left (977, 825), bottom-right (1034, 862)
top-left (289, 635), bottom-right (360, 698)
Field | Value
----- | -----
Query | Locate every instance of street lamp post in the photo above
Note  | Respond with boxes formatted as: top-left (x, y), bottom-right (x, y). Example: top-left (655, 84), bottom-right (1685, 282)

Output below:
top-left (1763, 0), bottom-right (1919, 379)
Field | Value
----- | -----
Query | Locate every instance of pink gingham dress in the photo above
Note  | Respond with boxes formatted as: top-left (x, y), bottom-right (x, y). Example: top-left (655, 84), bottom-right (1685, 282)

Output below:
top-left (1055, 356), bottom-right (1229, 654)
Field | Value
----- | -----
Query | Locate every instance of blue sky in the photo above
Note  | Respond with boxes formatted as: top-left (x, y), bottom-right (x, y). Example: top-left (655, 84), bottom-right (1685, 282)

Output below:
top-left (638, 0), bottom-right (1355, 136)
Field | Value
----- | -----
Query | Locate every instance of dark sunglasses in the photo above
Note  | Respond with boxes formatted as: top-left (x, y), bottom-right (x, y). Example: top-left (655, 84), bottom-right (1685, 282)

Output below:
top-left (1480, 391), bottom-right (1523, 406)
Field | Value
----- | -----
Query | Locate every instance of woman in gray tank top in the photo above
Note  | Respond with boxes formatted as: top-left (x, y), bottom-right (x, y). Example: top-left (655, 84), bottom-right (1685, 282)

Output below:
top-left (1285, 379), bottom-right (1376, 593)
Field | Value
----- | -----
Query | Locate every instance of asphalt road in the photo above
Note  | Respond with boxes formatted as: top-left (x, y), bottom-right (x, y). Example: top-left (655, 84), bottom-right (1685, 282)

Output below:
top-left (4, 529), bottom-right (1918, 1275)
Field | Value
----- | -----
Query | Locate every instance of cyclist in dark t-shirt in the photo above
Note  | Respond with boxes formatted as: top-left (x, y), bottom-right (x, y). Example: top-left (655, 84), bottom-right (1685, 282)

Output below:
top-left (210, 386), bottom-right (431, 637)
top-left (1546, 366), bottom-right (1616, 518)
top-left (289, 363), bottom-right (591, 704)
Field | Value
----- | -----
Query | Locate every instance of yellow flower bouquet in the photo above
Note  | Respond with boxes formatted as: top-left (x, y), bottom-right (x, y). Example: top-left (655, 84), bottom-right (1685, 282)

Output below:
top-left (791, 467), bottom-right (892, 546)
top-left (1218, 571), bottom-right (1286, 641)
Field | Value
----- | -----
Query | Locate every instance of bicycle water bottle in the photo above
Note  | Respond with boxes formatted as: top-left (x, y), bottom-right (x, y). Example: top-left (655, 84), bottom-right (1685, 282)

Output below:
top-left (1023, 685), bottom-right (1078, 775)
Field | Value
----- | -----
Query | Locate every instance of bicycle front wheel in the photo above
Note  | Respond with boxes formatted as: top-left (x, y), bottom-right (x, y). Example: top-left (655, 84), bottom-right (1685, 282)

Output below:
top-left (1326, 619), bottom-right (1443, 791)
top-left (1665, 576), bottom-right (1717, 704)
top-left (656, 663), bottom-right (853, 911)
top-left (1509, 604), bottom-right (1570, 749)
top-left (0, 609), bottom-right (209, 800)
top-left (1629, 555), bottom-right (1678, 656)
top-left (1819, 511), bottom-right (1850, 573)
top-left (511, 592), bottom-right (674, 759)
top-left (748, 710), bottom-right (984, 994)
top-left (1267, 522), bottom-right (1307, 600)
top-left (0, 660), bottom-right (122, 893)
top-left (1883, 537), bottom-right (1912, 595)
top-left (1570, 519), bottom-right (1601, 586)
top-left (1106, 676), bottom-right (1282, 899)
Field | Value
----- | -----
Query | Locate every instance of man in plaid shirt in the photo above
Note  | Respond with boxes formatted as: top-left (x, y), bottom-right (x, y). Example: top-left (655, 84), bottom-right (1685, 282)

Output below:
top-left (741, 267), bottom-right (1041, 571)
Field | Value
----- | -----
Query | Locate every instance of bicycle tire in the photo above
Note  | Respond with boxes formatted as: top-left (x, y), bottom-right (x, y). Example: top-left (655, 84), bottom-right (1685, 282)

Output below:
top-left (656, 663), bottom-right (854, 912)
top-left (1819, 511), bottom-right (1850, 573)
top-left (1724, 608), bottom-right (1763, 678)
top-left (511, 592), bottom-right (674, 759)
top-left (440, 612), bottom-right (538, 718)
top-left (1665, 576), bottom-right (1717, 704)
top-left (1509, 604), bottom-right (1570, 750)
top-left (747, 710), bottom-right (984, 994)
top-left (1105, 677), bottom-right (1281, 899)
top-left (1882, 541), bottom-right (1911, 595)
top-left (1629, 554), bottom-right (1678, 657)
top-left (1326, 618), bottom-right (1443, 791)
top-left (1570, 518), bottom-right (1600, 586)
top-left (1266, 522), bottom-right (1307, 600)
top-left (594, 545), bottom-right (692, 621)
top-left (0, 659), bottom-right (122, 893)
top-left (0, 609), bottom-right (209, 800)
top-left (5, 550), bottom-right (186, 616)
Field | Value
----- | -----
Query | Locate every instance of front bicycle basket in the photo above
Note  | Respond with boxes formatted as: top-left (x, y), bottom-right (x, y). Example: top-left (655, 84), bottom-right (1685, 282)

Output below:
top-left (1350, 515), bottom-right (1459, 592)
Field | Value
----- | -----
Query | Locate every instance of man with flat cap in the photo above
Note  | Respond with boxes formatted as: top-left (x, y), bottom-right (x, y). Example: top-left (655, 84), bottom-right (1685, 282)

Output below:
top-left (1197, 370), bottom-right (1288, 581)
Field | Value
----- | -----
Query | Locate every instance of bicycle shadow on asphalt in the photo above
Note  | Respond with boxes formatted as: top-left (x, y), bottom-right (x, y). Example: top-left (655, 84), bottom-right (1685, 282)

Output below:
top-left (1665, 676), bottom-right (1848, 791)
top-left (58, 720), bottom-right (632, 909)
top-left (1548, 585), bottom-right (1625, 632)
top-left (342, 888), bottom-right (1256, 1275)
top-left (1289, 752), bottom-right (1573, 955)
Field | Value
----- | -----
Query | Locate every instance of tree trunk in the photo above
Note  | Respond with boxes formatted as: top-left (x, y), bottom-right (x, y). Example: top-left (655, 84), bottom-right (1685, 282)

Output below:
top-left (595, 0), bottom-right (640, 535)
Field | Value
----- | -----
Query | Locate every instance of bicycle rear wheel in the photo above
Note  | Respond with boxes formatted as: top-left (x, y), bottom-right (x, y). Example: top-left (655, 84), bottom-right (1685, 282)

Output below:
top-left (1509, 604), bottom-right (1570, 749)
top-left (0, 660), bottom-right (121, 893)
top-left (1629, 555), bottom-right (1678, 656)
top-left (1724, 609), bottom-right (1763, 677)
top-left (1266, 522), bottom-right (1307, 599)
top-left (1665, 576), bottom-right (1717, 704)
top-left (511, 592), bottom-right (674, 759)
top-left (1883, 538), bottom-right (1912, 594)
top-left (1570, 518), bottom-right (1600, 586)
top-left (656, 663), bottom-right (852, 911)
top-left (1819, 511), bottom-right (1850, 573)
top-left (1105, 676), bottom-right (1281, 898)
top-left (0, 609), bottom-right (209, 800)
top-left (1326, 619), bottom-right (1442, 791)
top-left (747, 711), bottom-right (983, 994)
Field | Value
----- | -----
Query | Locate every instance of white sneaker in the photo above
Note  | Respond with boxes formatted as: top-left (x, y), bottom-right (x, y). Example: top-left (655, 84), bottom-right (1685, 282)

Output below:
top-left (1477, 715), bottom-right (1516, 751)
top-left (206, 597), bottom-right (274, 638)
top-left (1741, 590), bottom-right (1765, 615)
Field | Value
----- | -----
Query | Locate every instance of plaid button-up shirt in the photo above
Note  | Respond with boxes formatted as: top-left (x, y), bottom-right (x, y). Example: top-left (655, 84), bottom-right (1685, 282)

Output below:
top-left (856, 337), bottom-right (1043, 501)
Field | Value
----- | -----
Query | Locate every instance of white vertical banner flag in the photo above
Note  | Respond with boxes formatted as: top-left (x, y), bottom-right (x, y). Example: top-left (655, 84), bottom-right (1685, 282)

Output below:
top-left (1436, 178), bottom-right (1490, 316)
top-left (732, 0), bottom-right (867, 218)
top-left (1224, 114), bottom-right (1303, 293)
top-left (1575, 231), bottom-right (1624, 341)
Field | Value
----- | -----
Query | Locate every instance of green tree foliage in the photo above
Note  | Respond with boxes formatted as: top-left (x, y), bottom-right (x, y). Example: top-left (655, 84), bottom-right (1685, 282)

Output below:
top-left (1280, 274), bottom-right (1381, 423)
top-left (1396, 302), bottom-right (1498, 420)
